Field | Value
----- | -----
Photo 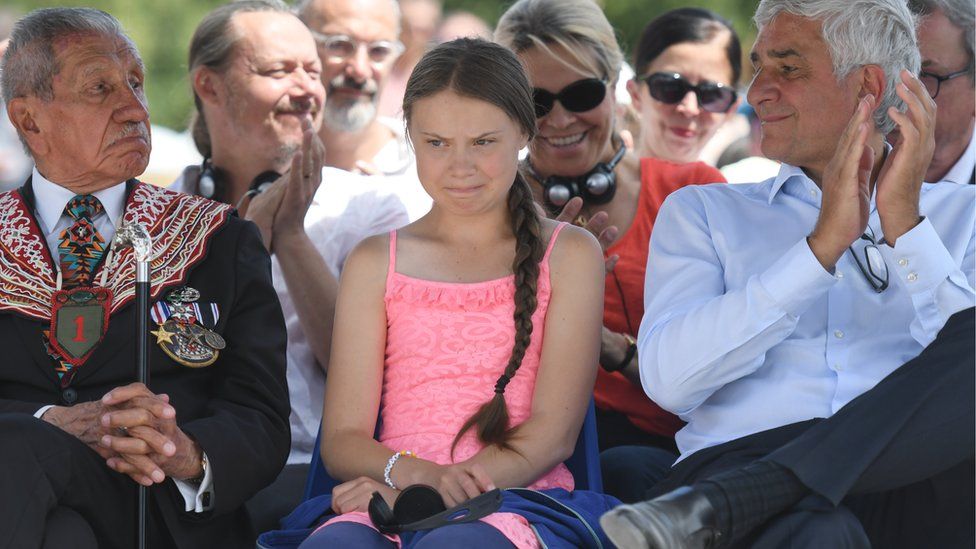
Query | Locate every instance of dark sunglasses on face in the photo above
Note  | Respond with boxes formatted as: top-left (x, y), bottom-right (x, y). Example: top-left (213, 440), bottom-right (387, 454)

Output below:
top-left (642, 72), bottom-right (737, 113)
top-left (532, 78), bottom-right (608, 118)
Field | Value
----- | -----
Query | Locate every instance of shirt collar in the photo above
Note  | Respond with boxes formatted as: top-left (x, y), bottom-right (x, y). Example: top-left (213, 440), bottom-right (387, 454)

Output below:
top-left (934, 129), bottom-right (975, 185)
top-left (32, 167), bottom-right (127, 234)
top-left (768, 163), bottom-right (808, 204)
top-left (767, 142), bottom-right (895, 204)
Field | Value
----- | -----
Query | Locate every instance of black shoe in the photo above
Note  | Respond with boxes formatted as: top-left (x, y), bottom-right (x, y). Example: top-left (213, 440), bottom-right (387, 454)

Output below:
top-left (600, 486), bottom-right (723, 549)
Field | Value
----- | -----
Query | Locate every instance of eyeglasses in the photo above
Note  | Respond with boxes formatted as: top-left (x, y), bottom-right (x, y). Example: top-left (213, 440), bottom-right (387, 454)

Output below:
top-left (532, 78), bottom-right (607, 118)
top-left (311, 32), bottom-right (404, 65)
top-left (919, 69), bottom-right (971, 99)
top-left (641, 72), bottom-right (737, 113)
top-left (849, 226), bottom-right (888, 293)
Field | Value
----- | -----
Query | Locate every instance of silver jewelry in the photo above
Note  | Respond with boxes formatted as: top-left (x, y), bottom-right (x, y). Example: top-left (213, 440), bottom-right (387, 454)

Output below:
top-left (383, 450), bottom-right (413, 489)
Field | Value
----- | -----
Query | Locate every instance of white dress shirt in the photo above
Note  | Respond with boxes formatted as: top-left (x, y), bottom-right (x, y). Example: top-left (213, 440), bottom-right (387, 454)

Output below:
top-left (169, 166), bottom-right (410, 466)
top-left (31, 168), bottom-right (214, 512)
top-left (638, 162), bottom-right (976, 461)
top-left (273, 167), bottom-right (409, 465)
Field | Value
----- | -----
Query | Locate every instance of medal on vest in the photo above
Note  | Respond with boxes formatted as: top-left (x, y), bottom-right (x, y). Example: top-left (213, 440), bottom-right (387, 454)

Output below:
top-left (49, 287), bottom-right (113, 366)
top-left (150, 286), bottom-right (223, 367)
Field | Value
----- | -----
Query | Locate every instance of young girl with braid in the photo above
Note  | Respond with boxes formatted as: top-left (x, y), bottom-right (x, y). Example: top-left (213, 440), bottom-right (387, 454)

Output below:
top-left (298, 38), bottom-right (618, 548)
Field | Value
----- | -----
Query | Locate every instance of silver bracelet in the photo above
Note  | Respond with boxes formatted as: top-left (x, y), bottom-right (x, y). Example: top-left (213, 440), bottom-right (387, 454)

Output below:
top-left (383, 450), bottom-right (414, 489)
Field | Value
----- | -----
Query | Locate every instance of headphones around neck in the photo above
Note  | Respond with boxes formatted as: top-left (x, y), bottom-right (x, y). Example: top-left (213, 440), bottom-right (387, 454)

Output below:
top-left (198, 158), bottom-right (280, 209)
top-left (525, 143), bottom-right (627, 213)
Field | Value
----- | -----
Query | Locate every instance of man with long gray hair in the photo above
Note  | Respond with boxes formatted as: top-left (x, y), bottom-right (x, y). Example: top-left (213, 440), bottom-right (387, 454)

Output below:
top-left (909, 0), bottom-right (974, 185)
top-left (601, 0), bottom-right (975, 547)
top-left (0, 7), bottom-right (289, 546)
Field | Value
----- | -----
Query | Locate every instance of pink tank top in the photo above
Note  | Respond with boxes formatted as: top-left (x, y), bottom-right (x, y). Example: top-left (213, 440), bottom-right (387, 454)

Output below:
top-left (380, 223), bottom-right (573, 491)
top-left (319, 223), bottom-right (571, 549)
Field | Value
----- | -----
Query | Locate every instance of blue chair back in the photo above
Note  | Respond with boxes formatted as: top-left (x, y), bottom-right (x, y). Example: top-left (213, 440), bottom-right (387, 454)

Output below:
top-left (303, 399), bottom-right (602, 500)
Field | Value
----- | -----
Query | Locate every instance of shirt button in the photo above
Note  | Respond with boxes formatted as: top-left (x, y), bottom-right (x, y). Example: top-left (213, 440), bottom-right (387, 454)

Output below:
top-left (835, 364), bottom-right (843, 371)
top-left (834, 330), bottom-right (845, 339)
top-left (836, 272), bottom-right (844, 279)
top-left (898, 258), bottom-right (908, 267)
top-left (907, 272), bottom-right (918, 282)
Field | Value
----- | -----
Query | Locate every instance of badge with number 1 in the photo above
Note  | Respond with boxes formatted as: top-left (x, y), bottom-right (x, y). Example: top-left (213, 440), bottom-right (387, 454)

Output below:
top-left (49, 287), bottom-right (113, 366)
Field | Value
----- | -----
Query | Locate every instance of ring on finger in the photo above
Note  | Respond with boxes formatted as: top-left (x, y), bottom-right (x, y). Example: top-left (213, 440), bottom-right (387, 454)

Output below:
top-left (117, 426), bottom-right (129, 436)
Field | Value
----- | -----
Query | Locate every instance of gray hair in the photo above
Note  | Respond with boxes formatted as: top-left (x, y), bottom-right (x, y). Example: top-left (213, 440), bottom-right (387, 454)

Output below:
top-left (495, 0), bottom-right (623, 85)
top-left (188, 0), bottom-right (292, 157)
top-left (295, 0), bottom-right (401, 34)
top-left (908, 0), bottom-right (975, 81)
top-left (1, 7), bottom-right (128, 104)
top-left (755, 0), bottom-right (920, 134)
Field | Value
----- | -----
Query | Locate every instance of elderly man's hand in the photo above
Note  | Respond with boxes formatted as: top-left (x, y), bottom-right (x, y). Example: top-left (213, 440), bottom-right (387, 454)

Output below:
top-left (876, 70), bottom-right (935, 245)
top-left (809, 94), bottom-right (877, 271)
top-left (555, 196), bottom-right (620, 272)
top-left (96, 383), bottom-right (204, 486)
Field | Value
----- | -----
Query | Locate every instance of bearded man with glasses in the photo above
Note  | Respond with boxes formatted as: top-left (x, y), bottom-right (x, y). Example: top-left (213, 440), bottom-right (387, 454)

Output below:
top-left (600, 0), bottom-right (975, 548)
top-left (297, 0), bottom-right (431, 221)
top-left (909, 0), bottom-right (975, 186)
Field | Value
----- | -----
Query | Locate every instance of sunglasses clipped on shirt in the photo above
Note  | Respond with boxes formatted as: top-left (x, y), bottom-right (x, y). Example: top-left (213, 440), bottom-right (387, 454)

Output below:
top-left (532, 78), bottom-right (608, 118)
top-left (641, 72), bottom-right (738, 113)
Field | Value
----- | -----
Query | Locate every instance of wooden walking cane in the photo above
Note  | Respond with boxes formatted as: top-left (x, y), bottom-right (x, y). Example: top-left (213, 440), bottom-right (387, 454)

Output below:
top-left (114, 222), bottom-right (152, 549)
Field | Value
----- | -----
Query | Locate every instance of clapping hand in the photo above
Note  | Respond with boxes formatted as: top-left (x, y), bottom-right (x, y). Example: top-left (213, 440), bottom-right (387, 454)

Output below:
top-left (875, 70), bottom-right (935, 245)
top-left (555, 197), bottom-right (620, 272)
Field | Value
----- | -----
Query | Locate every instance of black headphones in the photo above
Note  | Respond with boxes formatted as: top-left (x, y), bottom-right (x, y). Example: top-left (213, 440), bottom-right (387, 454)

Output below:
top-left (524, 143), bottom-right (627, 212)
top-left (367, 485), bottom-right (502, 535)
top-left (197, 158), bottom-right (280, 209)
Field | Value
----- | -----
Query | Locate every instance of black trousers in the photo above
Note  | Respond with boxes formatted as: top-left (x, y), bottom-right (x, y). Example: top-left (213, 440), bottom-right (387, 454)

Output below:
top-left (0, 414), bottom-right (175, 549)
top-left (652, 307), bottom-right (976, 549)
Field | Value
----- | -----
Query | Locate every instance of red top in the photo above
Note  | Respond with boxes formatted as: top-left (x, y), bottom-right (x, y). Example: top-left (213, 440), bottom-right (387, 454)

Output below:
top-left (597, 157), bottom-right (725, 437)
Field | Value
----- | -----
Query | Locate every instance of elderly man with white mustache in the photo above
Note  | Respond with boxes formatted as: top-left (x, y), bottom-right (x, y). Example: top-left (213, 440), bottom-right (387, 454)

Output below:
top-left (0, 6), bottom-right (291, 547)
top-left (297, 0), bottom-right (432, 220)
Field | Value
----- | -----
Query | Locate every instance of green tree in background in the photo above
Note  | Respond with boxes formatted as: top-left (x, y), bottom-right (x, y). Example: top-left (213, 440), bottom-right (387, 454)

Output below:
top-left (4, 0), bottom-right (759, 130)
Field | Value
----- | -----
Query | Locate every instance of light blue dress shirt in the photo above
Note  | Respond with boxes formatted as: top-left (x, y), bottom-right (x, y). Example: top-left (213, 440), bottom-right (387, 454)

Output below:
top-left (638, 162), bottom-right (976, 461)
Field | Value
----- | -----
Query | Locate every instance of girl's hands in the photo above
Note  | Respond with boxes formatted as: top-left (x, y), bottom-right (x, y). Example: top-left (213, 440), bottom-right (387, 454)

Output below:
top-left (406, 460), bottom-right (497, 507)
top-left (331, 476), bottom-right (399, 514)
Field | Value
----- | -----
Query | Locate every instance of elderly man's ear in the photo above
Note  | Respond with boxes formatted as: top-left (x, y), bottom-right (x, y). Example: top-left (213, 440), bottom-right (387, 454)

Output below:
top-left (857, 64), bottom-right (886, 110)
top-left (7, 99), bottom-right (48, 156)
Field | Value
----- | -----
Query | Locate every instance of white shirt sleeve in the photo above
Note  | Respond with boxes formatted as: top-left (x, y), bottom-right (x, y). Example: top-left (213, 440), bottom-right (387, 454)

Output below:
top-left (879, 216), bottom-right (976, 346)
top-left (172, 452), bottom-right (215, 513)
top-left (34, 405), bottom-right (56, 419)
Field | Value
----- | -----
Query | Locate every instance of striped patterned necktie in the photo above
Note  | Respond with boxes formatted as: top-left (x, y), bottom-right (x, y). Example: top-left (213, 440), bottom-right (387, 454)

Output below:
top-left (58, 194), bottom-right (106, 288)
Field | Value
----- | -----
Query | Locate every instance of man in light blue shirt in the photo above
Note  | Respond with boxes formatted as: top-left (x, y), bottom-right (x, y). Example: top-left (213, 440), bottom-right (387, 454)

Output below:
top-left (601, 0), bottom-right (975, 548)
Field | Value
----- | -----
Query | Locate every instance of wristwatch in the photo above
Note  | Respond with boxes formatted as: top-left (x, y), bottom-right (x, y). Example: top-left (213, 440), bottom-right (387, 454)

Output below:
top-left (603, 334), bottom-right (637, 373)
top-left (189, 451), bottom-right (209, 485)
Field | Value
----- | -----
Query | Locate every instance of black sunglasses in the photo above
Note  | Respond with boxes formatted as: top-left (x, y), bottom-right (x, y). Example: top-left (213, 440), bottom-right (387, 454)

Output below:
top-left (642, 72), bottom-right (737, 113)
top-left (532, 78), bottom-right (607, 118)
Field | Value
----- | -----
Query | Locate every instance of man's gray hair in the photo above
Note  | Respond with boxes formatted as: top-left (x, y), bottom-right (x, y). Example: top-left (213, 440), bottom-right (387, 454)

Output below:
top-left (755, 0), bottom-right (920, 134)
top-left (908, 0), bottom-right (975, 81)
top-left (294, 0), bottom-right (401, 34)
top-left (188, 0), bottom-right (292, 157)
top-left (1, 7), bottom-right (128, 104)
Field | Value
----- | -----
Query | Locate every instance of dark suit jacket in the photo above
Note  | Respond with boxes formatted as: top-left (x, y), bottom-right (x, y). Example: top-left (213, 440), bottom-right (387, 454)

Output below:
top-left (0, 183), bottom-right (290, 547)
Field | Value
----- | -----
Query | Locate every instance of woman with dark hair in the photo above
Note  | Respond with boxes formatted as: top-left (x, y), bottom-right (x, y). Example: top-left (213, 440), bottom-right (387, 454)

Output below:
top-left (298, 37), bottom-right (619, 548)
top-left (627, 7), bottom-right (742, 164)
top-left (496, 0), bottom-right (728, 503)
